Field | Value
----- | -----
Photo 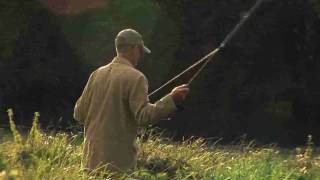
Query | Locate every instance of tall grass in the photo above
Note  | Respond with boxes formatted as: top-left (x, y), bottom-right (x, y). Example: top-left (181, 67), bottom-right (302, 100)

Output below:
top-left (0, 109), bottom-right (319, 179)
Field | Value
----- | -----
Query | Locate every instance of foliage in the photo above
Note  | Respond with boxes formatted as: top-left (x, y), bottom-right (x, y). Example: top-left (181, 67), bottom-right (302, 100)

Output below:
top-left (6, 109), bottom-right (22, 144)
top-left (309, 0), bottom-right (320, 14)
top-left (0, 0), bottom-right (179, 127)
top-left (0, 110), bottom-right (320, 179)
top-left (26, 112), bottom-right (41, 146)
top-left (1, 0), bottom-right (320, 145)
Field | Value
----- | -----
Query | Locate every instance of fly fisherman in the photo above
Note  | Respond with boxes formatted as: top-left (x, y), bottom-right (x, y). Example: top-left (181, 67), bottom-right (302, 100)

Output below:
top-left (73, 29), bottom-right (190, 172)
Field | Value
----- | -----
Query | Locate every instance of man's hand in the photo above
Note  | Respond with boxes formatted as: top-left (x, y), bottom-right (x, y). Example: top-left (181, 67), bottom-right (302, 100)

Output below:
top-left (170, 84), bottom-right (190, 104)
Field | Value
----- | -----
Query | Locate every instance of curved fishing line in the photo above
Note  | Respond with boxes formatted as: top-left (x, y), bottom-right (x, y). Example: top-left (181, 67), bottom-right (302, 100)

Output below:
top-left (148, 0), bottom-right (266, 98)
top-left (148, 48), bottom-right (220, 98)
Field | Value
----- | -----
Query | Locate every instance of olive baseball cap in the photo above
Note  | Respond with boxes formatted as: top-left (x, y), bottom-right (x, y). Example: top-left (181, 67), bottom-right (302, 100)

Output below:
top-left (115, 29), bottom-right (151, 54)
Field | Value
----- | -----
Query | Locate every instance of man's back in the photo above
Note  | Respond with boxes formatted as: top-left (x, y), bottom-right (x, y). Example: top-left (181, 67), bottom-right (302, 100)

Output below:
top-left (74, 56), bottom-right (177, 171)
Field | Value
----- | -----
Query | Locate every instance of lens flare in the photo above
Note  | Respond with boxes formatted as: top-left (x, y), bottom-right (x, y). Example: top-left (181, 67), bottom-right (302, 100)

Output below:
top-left (38, 0), bottom-right (107, 15)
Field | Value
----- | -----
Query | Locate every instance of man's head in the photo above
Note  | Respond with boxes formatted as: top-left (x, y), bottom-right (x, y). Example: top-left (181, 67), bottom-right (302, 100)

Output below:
top-left (115, 29), bottom-right (151, 66)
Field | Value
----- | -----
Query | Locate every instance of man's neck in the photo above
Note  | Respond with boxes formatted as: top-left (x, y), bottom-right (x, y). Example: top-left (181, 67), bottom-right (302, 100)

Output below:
top-left (117, 54), bottom-right (136, 67)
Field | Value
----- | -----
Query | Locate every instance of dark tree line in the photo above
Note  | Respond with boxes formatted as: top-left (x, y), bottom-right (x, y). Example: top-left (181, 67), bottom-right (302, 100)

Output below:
top-left (155, 0), bottom-right (320, 146)
top-left (1, 0), bottom-right (320, 145)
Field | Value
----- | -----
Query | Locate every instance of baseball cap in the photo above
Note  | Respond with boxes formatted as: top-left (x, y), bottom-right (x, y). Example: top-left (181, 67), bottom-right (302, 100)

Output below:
top-left (115, 29), bottom-right (151, 54)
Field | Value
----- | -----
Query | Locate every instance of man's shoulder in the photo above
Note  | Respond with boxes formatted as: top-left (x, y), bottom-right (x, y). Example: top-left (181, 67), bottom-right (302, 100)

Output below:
top-left (127, 67), bottom-right (146, 79)
top-left (119, 68), bottom-right (147, 87)
top-left (97, 63), bottom-right (111, 71)
top-left (101, 62), bottom-right (147, 81)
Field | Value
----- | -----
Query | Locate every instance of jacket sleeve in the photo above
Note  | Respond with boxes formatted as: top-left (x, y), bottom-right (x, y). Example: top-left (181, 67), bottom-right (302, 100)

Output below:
top-left (73, 72), bottom-right (96, 124)
top-left (128, 75), bottom-right (177, 126)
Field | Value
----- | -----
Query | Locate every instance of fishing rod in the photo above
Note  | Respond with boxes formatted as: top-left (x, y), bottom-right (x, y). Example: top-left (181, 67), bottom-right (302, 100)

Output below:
top-left (148, 0), bottom-right (266, 98)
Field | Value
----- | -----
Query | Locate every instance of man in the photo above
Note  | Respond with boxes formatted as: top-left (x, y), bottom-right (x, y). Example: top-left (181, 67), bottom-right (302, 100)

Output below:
top-left (73, 29), bottom-right (189, 172)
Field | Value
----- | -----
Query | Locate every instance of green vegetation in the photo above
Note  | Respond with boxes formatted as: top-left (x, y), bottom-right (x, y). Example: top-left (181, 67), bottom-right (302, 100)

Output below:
top-left (0, 111), bottom-right (320, 179)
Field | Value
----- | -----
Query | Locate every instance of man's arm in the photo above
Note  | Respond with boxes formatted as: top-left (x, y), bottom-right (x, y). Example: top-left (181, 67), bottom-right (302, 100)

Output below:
top-left (73, 72), bottom-right (96, 124)
top-left (128, 75), bottom-right (177, 126)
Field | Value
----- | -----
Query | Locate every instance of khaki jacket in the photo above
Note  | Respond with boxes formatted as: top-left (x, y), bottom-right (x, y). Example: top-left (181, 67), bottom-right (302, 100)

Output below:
top-left (73, 57), bottom-right (177, 172)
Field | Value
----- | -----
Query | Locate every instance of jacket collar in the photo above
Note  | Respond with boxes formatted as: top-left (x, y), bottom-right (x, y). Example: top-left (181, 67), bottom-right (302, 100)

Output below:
top-left (112, 56), bottom-right (135, 68)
